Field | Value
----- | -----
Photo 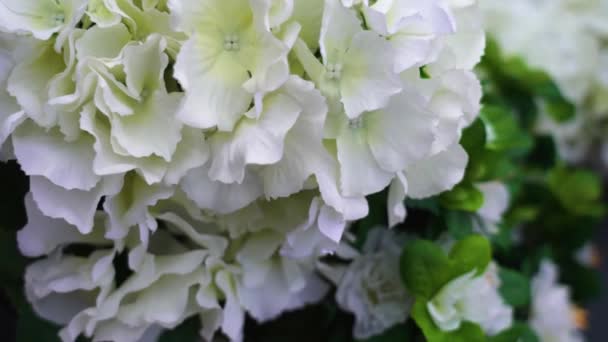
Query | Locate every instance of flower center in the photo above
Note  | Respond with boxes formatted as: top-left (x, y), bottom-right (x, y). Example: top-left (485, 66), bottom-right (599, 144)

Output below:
top-left (348, 116), bottom-right (364, 129)
top-left (223, 34), bottom-right (240, 51)
top-left (326, 63), bottom-right (343, 80)
top-left (51, 13), bottom-right (65, 26)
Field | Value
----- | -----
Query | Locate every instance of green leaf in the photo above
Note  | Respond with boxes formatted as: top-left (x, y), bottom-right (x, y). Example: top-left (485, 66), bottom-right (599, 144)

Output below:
top-left (489, 322), bottom-right (539, 342)
top-left (444, 211), bottom-right (474, 239)
top-left (547, 167), bottom-right (605, 217)
top-left (449, 235), bottom-right (492, 277)
top-left (404, 197), bottom-right (441, 216)
top-left (481, 38), bottom-right (575, 123)
top-left (411, 299), bottom-right (486, 342)
top-left (400, 236), bottom-right (492, 298)
top-left (479, 105), bottom-right (532, 152)
top-left (460, 119), bottom-right (487, 168)
top-left (440, 183), bottom-right (485, 212)
top-left (543, 98), bottom-right (576, 123)
top-left (498, 268), bottom-right (531, 308)
top-left (400, 240), bottom-right (452, 298)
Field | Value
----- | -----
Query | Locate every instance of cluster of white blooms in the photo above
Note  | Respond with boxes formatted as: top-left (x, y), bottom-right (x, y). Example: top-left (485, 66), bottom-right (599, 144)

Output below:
top-left (0, 0), bottom-right (484, 340)
top-left (481, 0), bottom-right (608, 167)
top-left (530, 261), bottom-right (585, 342)
top-left (426, 262), bottom-right (513, 336)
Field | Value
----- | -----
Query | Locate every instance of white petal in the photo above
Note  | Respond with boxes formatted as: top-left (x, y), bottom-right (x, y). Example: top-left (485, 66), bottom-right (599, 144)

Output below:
top-left (181, 165), bottom-right (263, 214)
top-left (388, 172), bottom-right (408, 227)
top-left (320, 0), bottom-right (361, 63)
top-left (12, 121), bottom-right (100, 190)
top-left (367, 88), bottom-right (435, 172)
top-left (104, 173), bottom-right (174, 241)
top-left (163, 127), bottom-right (210, 185)
top-left (406, 143), bottom-right (468, 199)
top-left (340, 31), bottom-right (402, 118)
top-left (476, 182), bottom-right (509, 223)
top-left (17, 193), bottom-right (107, 257)
top-left (8, 41), bottom-right (65, 127)
top-left (30, 175), bottom-right (123, 234)
top-left (208, 92), bottom-right (301, 184)
top-left (175, 36), bottom-right (251, 131)
top-left (337, 127), bottom-right (394, 197)
top-left (110, 91), bottom-right (183, 161)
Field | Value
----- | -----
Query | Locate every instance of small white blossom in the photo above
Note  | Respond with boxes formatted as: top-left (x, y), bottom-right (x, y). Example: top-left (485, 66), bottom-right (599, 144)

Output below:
top-left (530, 261), bottom-right (585, 342)
top-left (427, 263), bottom-right (513, 336)
top-left (332, 228), bottom-right (413, 339)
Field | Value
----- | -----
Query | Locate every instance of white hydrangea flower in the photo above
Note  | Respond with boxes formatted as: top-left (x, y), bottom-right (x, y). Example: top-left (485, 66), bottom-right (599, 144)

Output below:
top-left (0, 0), bottom-right (88, 49)
top-left (169, 0), bottom-right (293, 131)
top-left (362, 0), bottom-right (456, 72)
top-left (530, 260), bottom-right (585, 342)
top-left (427, 263), bottom-right (513, 336)
top-left (296, 0), bottom-right (402, 119)
top-left (328, 228), bottom-right (413, 339)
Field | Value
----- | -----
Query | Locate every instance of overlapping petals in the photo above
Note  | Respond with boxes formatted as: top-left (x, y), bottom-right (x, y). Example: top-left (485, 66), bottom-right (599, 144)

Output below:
top-left (0, 0), bottom-right (484, 340)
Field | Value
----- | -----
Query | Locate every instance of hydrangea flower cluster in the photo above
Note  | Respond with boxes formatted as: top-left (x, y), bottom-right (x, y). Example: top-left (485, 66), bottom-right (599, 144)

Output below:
top-left (481, 0), bottom-right (608, 167)
top-left (0, 0), bottom-right (485, 340)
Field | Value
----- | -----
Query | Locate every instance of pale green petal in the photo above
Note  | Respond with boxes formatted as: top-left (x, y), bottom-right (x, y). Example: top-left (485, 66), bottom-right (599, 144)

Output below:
top-left (104, 172), bottom-right (174, 241)
top-left (87, 0), bottom-right (122, 27)
top-left (340, 31), bottom-right (401, 119)
top-left (8, 41), bottom-right (65, 127)
top-left (111, 91), bottom-right (183, 161)
top-left (291, 0), bottom-right (324, 50)
top-left (75, 22), bottom-right (132, 60)
top-left (175, 38), bottom-right (251, 131)
top-left (80, 104), bottom-right (169, 184)
top-left (0, 0), bottom-right (86, 41)
top-left (319, 0), bottom-right (361, 63)
top-left (122, 34), bottom-right (168, 98)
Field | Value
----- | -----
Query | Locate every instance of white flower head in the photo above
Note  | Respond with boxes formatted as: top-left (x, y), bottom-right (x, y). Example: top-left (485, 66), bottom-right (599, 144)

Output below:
top-left (427, 263), bottom-right (513, 336)
top-left (170, 0), bottom-right (292, 131)
top-left (334, 228), bottom-right (413, 339)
